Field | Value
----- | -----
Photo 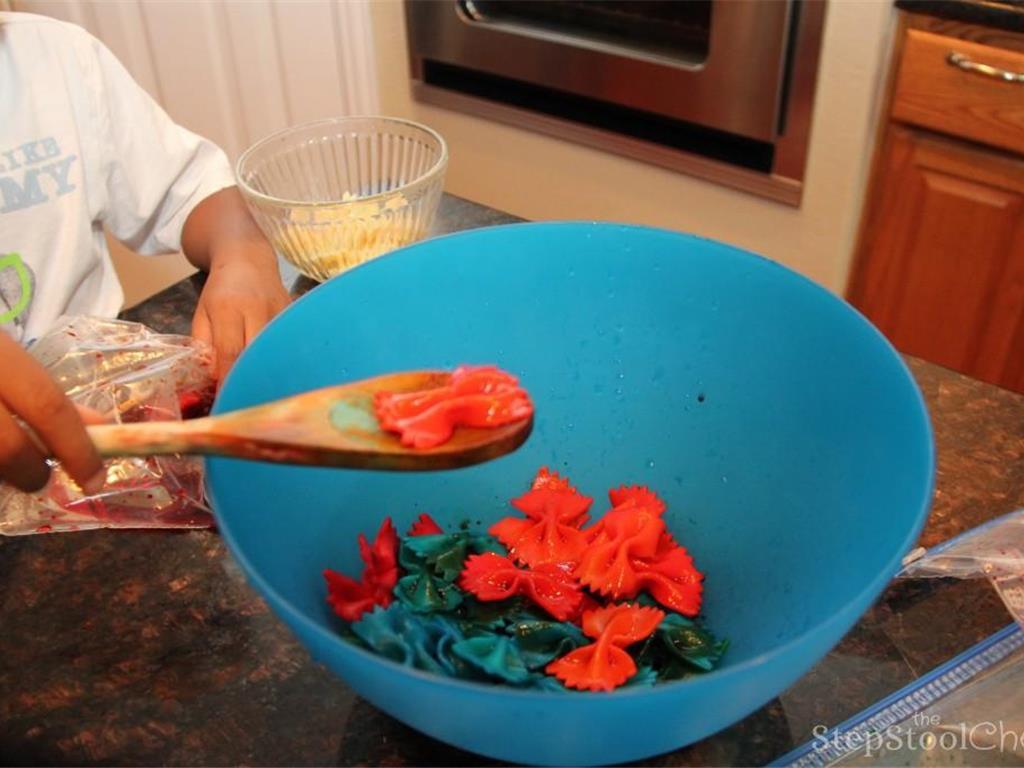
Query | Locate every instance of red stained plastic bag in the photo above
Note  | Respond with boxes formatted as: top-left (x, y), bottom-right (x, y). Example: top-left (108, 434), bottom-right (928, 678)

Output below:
top-left (0, 317), bottom-right (216, 535)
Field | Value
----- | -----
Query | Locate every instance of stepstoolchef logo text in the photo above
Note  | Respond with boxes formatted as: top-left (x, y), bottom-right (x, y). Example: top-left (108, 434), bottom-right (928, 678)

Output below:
top-left (812, 713), bottom-right (1024, 759)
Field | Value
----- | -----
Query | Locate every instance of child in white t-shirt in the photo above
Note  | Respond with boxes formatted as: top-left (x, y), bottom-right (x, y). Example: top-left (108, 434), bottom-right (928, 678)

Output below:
top-left (0, 12), bottom-right (290, 494)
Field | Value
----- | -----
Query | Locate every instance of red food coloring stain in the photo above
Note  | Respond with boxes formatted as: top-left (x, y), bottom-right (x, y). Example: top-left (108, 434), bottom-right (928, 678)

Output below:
top-left (178, 384), bottom-right (216, 420)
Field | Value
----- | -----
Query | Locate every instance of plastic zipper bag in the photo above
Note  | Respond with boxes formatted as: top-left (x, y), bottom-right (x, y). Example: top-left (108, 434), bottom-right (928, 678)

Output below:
top-left (0, 316), bottom-right (216, 535)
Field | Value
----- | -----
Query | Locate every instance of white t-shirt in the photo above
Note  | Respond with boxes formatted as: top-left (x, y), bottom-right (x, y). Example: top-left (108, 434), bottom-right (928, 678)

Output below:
top-left (0, 12), bottom-right (235, 345)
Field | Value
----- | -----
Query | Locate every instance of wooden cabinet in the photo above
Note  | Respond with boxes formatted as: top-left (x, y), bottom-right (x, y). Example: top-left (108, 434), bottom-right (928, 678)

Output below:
top-left (849, 16), bottom-right (1024, 393)
top-left (891, 30), bottom-right (1024, 156)
top-left (849, 128), bottom-right (1024, 390)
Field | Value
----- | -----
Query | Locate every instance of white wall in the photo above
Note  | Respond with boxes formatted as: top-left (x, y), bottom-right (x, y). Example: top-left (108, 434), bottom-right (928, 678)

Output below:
top-left (369, 0), bottom-right (897, 294)
top-left (13, 0), bottom-right (379, 305)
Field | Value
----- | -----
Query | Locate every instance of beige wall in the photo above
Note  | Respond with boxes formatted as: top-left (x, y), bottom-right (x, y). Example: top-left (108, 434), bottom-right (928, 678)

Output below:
top-left (370, 0), bottom-right (896, 294)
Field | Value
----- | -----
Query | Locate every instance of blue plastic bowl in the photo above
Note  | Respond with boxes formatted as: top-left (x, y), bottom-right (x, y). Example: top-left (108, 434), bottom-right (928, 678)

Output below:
top-left (206, 222), bottom-right (934, 765)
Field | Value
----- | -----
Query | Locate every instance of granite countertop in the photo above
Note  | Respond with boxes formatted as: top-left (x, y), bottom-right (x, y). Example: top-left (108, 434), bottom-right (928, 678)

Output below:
top-left (2, 194), bottom-right (1023, 766)
top-left (895, 0), bottom-right (1024, 33)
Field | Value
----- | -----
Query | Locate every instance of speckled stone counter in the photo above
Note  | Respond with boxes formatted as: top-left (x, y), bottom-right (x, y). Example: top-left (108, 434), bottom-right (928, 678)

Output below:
top-left (2, 194), bottom-right (1022, 766)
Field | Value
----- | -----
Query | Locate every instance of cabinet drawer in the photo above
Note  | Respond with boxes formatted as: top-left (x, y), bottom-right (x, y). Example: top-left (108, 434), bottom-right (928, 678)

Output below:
top-left (892, 30), bottom-right (1024, 155)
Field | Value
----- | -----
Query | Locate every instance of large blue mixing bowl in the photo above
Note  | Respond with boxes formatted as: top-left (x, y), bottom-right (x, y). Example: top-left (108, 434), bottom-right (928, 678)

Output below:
top-left (206, 222), bottom-right (934, 765)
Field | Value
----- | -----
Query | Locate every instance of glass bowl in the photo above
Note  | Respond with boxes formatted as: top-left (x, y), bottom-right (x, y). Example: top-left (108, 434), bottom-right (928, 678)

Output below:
top-left (236, 116), bottom-right (448, 281)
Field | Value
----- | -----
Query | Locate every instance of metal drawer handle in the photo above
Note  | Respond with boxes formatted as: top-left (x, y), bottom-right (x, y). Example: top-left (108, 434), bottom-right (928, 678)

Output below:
top-left (947, 52), bottom-right (1024, 83)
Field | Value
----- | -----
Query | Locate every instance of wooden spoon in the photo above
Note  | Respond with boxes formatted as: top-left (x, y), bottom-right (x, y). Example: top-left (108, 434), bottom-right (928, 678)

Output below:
top-left (85, 371), bottom-right (533, 471)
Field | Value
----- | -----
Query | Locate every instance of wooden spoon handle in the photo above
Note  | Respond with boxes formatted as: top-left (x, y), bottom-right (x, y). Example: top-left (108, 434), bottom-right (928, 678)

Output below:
top-left (86, 419), bottom-right (358, 466)
top-left (87, 419), bottom-right (220, 458)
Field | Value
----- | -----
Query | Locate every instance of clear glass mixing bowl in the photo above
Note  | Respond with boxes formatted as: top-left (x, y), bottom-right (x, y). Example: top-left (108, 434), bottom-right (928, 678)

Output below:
top-left (236, 116), bottom-right (447, 281)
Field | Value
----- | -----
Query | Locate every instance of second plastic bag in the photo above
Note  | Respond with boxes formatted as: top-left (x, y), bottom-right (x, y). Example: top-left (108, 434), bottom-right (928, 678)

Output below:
top-left (900, 508), bottom-right (1024, 628)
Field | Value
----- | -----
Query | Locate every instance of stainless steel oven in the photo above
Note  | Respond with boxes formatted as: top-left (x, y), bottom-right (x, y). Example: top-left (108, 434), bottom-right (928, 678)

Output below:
top-left (405, 0), bottom-right (827, 204)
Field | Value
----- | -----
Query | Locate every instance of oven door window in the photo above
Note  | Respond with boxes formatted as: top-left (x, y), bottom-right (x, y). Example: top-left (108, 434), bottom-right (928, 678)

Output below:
top-left (408, 0), bottom-right (794, 142)
top-left (459, 0), bottom-right (711, 64)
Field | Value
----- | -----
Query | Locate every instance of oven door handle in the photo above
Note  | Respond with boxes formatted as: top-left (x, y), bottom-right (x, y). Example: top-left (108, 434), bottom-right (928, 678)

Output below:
top-left (459, 0), bottom-right (486, 22)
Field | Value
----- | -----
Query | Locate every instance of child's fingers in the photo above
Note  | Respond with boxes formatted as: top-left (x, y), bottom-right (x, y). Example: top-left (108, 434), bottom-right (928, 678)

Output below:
top-left (0, 333), bottom-right (104, 492)
top-left (192, 306), bottom-right (213, 347)
top-left (192, 306), bottom-right (218, 376)
top-left (242, 304), bottom-right (276, 347)
top-left (0, 401), bottom-right (50, 492)
top-left (75, 405), bottom-right (110, 425)
top-left (210, 308), bottom-right (245, 382)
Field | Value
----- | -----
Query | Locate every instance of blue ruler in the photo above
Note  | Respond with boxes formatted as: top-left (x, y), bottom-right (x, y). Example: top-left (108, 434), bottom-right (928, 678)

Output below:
top-left (770, 622), bottom-right (1024, 767)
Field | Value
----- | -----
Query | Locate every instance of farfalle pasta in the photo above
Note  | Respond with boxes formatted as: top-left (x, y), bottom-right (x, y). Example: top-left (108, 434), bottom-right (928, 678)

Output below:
top-left (547, 604), bottom-right (664, 691)
top-left (491, 469), bottom-right (593, 569)
top-left (322, 468), bottom-right (727, 691)
top-left (373, 365), bottom-right (533, 449)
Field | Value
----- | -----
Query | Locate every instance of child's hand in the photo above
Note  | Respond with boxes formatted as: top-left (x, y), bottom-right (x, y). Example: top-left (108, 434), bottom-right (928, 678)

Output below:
top-left (0, 332), bottom-right (105, 493)
top-left (192, 251), bottom-right (290, 381)
top-left (183, 187), bottom-right (291, 381)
